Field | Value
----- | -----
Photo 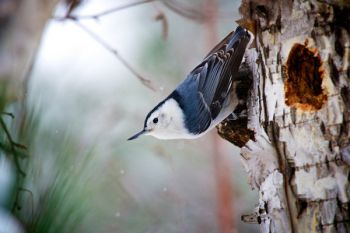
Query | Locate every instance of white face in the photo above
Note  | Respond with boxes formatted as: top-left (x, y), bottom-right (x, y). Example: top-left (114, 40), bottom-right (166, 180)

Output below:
top-left (144, 99), bottom-right (192, 140)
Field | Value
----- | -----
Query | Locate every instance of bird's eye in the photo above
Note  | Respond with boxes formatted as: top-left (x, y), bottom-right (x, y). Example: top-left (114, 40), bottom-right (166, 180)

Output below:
top-left (153, 117), bottom-right (158, 124)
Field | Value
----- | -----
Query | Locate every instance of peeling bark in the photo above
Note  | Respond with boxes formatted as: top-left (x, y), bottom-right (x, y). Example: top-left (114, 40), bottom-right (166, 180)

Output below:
top-left (218, 1), bottom-right (350, 232)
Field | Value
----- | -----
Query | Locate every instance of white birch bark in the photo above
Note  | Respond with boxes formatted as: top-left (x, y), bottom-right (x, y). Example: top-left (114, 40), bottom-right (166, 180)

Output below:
top-left (218, 1), bottom-right (350, 232)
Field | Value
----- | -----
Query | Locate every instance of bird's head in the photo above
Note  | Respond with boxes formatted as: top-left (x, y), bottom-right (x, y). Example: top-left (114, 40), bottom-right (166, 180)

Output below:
top-left (128, 98), bottom-right (188, 140)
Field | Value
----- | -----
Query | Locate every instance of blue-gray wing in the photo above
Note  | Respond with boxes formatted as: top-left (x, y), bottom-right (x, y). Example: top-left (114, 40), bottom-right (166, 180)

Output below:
top-left (193, 26), bottom-right (251, 119)
top-left (176, 26), bottom-right (252, 134)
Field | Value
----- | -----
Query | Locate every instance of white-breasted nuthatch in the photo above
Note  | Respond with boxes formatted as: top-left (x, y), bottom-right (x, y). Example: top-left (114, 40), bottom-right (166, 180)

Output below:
top-left (128, 26), bottom-right (253, 140)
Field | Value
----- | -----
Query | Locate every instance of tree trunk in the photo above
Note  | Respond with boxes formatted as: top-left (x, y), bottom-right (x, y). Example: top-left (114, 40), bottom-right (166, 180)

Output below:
top-left (0, 0), bottom-right (61, 218)
top-left (218, 0), bottom-right (350, 232)
top-left (0, 0), bottom-right (60, 101)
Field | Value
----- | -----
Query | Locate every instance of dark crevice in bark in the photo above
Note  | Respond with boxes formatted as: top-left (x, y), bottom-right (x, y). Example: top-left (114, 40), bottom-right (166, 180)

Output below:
top-left (260, 53), bottom-right (269, 130)
top-left (217, 118), bottom-right (255, 147)
top-left (296, 199), bottom-right (308, 219)
top-left (328, 57), bottom-right (340, 85)
top-left (270, 122), bottom-right (296, 233)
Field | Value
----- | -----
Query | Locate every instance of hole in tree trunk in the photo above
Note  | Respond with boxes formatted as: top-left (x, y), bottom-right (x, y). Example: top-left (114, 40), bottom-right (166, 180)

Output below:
top-left (284, 43), bottom-right (328, 111)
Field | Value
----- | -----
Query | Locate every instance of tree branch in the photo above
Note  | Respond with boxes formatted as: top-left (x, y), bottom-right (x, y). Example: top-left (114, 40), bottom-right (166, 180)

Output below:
top-left (12, 187), bottom-right (34, 222)
top-left (59, 0), bottom-right (156, 20)
top-left (0, 118), bottom-right (26, 176)
top-left (161, 0), bottom-right (207, 22)
top-left (2, 112), bottom-right (15, 119)
top-left (152, 3), bottom-right (169, 40)
top-left (52, 0), bottom-right (233, 91)
top-left (72, 20), bottom-right (157, 91)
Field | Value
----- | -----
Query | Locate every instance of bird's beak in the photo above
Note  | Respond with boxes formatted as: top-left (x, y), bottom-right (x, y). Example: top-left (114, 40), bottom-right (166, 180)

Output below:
top-left (128, 129), bottom-right (147, 141)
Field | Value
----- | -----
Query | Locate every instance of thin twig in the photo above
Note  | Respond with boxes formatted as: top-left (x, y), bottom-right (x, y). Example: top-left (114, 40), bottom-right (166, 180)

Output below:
top-left (64, 0), bottom-right (82, 18)
top-left (54, 0), bottom-right (234, 22)
top-left (55, 0), bottom-right (156, 21)
top-left (2, 112), bottom-right (15, 119)
top-left (162, 0), bottom-right (238, 20)
top-left (12, 187), bottom-right (34, 223)
top-left (152, 2), bottom-right (168, 40)
top-left (161, 0), bottom-right (208, 22)
top-left (0, 141), bottom-right (27, 158)
top-left (0, 118), bottom-right (26, 176)
top-left (79, 0), bottom-right (154, 19)
top-left (0, 119), bottom-right (27, 149)
top-left (72, 21), bottom-right (157, 91)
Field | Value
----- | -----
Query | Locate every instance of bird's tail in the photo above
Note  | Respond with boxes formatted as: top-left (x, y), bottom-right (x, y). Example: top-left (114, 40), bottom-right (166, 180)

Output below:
top-left (222, 26), bottom-right (253, 80)
top-left (226, 26), bottom-right (253, 52)
top-left (203, 26), bottom-right (253, 60)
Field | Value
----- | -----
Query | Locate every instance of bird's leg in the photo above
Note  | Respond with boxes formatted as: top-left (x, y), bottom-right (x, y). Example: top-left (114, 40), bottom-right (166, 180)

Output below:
top-left (236, 109), bottom-right (247, 118)
top-left (227, 113), bottom-right (238, 121)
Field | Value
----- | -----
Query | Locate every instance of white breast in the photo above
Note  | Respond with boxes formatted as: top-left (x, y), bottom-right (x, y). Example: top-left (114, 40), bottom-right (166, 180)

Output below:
top-left (149, 99), bottom-right (199, 140)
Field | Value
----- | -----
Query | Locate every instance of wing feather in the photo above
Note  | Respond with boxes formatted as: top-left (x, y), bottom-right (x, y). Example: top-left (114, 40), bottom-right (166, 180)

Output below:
top-left (175, 26), bottom-right (252, 134)
top-left (192, 26), bottom-right (251, 119)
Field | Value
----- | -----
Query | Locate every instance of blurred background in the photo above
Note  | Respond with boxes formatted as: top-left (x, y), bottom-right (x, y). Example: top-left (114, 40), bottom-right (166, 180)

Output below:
top-left (0, 0), bottom-right (258, 232)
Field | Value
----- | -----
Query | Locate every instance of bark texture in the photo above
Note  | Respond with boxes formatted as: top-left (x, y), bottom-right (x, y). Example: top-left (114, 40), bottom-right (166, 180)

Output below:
top-left (218, 0), bottom-right (350, 232)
